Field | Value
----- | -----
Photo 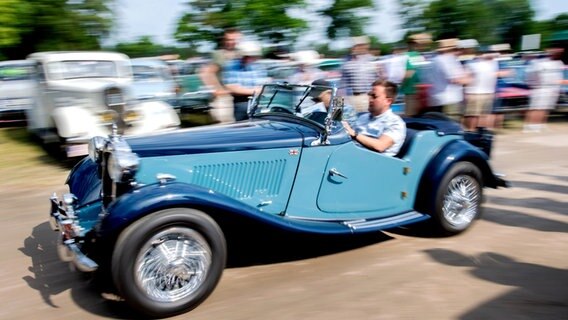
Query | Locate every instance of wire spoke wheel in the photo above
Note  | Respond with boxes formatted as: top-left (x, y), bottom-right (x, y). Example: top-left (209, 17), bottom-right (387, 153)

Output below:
top-left (135, 227), bottom-right (212, 303)
top-left (442, 174), bottom-right (480, 229)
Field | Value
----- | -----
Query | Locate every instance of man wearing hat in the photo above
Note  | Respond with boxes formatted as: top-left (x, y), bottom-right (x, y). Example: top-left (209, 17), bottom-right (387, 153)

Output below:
top-left (340, 36), bottom-right (380, 113)
top-left (401, 33), bottom-right (431, 116)
top-left (426, 38), bottom-right (470, 120)
top-left (223, 41), bottom-right (270, 121)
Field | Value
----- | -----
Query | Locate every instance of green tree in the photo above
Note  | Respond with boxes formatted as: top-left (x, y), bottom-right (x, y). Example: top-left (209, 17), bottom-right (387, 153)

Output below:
top-left (319, 0), bottom-right (376, 39)
top-left (421, 0), bottom-right (534, 49)
top-left (175, 0), bottom-right (308, 48)
top-left (397, 0), bottom-right (428, 33)
top-left (1, 0), bottom-right (115, 59)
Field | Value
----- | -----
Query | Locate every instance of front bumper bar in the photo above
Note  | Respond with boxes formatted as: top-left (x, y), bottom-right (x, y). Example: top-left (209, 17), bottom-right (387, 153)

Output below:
top-left (49, 193), bottom-right (98, 272)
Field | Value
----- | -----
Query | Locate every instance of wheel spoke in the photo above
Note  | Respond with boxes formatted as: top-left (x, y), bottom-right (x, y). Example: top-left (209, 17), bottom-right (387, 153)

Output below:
top-left (442, 175), bottom-right (480, 228)
top-left (135, 227), bottom-right (212, 303)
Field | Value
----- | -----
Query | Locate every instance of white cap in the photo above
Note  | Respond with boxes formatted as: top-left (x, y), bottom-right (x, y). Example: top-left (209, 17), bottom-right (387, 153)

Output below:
top-left (292, 50), bottom-right (320, 65)
top-left (458, 39), bottom-right (479, 49)
top-left (238, 41), bottom-right (262, 57)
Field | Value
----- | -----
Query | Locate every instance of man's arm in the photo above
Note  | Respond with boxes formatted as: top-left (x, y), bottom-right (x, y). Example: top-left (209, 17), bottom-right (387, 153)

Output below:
top-left (342, 121), bottom-right (395, 153)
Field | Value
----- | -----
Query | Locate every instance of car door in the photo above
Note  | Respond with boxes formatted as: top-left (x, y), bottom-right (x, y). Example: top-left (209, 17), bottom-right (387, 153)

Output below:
top-left (316, 142), bottom-right (410, 218)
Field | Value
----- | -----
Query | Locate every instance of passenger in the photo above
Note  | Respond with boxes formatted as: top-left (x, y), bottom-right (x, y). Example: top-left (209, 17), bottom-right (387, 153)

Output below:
top-left (342, 80), bottom-right (406, 156)
top-left (301, 79), bottom-right (357, 126)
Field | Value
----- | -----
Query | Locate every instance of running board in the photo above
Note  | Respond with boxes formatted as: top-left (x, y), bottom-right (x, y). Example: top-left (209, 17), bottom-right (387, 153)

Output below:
top-left (342, 211), bottom-right (428, 232)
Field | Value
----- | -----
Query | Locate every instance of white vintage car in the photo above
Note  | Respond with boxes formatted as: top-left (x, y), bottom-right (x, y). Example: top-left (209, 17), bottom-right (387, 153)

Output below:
top-left (26, 51), bottom-right (180, 157)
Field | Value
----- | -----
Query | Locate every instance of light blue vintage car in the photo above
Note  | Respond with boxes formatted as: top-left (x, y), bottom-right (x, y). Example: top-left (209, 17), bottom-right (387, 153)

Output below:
top-left (49, 83), bottom-right (507, 318)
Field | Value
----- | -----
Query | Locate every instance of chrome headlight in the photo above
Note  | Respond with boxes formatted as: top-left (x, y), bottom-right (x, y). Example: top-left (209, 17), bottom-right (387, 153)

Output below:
top-left (123, 109), bottom-right (142, 123)
top-left (88, 136), bottom-right (106, 163)
top-left (99, 110), bottom-right (118, 125)
top-left (108, 151), bottom-right (139, 182)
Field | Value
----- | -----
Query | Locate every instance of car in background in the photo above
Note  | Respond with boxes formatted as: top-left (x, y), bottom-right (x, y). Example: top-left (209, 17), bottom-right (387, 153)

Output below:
top-left (556, 67), bottom-right (568, 111)
top-left (0, 60), bottom-right (36, 125)
top-left (131, 58), bottom-right (177, 106)
top-left (49, 82), bottom-right (507, 317)
top-left (26, 51), bottom-right (180, 157)
top-left (175, 58), bottom-right (214, 112)
top-left (493, 59), bottom-right (530, 113)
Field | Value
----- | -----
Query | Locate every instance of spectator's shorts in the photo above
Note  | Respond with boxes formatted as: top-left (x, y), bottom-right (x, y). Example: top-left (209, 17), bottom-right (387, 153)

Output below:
top-left (465, 93), bottom-right (494, 116)
top-left (529, 87), bottom-right (560, 110)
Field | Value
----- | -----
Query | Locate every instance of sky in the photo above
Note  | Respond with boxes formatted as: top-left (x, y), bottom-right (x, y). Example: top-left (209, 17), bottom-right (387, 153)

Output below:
top-left (109, 0), bottom-right (567, 48)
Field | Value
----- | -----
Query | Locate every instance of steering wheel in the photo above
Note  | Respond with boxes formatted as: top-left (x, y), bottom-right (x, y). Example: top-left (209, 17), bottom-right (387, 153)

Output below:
top-left (269, 106), bottom-right (294, 114)
top-left (304, 111), bottom-right (328, 124)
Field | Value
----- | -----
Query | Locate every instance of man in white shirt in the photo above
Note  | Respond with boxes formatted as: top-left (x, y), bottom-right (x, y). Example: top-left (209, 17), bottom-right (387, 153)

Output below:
top-left (463, 51), bottom-right (500, 130)
top-left (427, 38), bottom-right (470, 121)
top-left (342, 80), bottom-right (406, 157)
top-left (524, 48), bottom-right (565, 132)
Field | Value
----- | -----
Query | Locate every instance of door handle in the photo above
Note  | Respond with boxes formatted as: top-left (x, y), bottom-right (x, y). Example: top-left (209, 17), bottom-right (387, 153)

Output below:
top-left (329, 168), bottom-right (348, 179)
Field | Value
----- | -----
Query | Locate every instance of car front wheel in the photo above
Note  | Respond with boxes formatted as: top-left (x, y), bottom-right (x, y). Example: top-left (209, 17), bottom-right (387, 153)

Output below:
top-left (433, 162), bottom-right (483, 235)
top-left (112, 208), bottom-right (226, 318)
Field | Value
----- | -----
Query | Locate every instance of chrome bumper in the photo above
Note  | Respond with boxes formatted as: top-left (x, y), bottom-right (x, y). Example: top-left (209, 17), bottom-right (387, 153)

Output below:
top-left (49, 193), bottom-right (98, 272)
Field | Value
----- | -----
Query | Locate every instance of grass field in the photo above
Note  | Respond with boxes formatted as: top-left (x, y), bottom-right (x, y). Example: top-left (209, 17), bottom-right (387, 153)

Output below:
top-left (0, 128), bottom-right (68, 188)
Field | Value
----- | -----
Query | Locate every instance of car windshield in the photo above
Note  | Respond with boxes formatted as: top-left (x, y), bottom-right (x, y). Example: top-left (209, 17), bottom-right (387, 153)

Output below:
top-left (251, 83), bottom-right (330, 119)
top-left (0, 64), bottom-right (35, 81)
top-left (46, 60), bottom-right (119, 80)
top-left (132, 65), bottom-right (170, 82)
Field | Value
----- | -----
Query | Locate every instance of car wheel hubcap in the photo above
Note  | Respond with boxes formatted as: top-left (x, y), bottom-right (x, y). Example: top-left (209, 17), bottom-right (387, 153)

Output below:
top-left (135, 227), bottom-right (212, 302)
top-left (442, 175), bottom-right (480, 228)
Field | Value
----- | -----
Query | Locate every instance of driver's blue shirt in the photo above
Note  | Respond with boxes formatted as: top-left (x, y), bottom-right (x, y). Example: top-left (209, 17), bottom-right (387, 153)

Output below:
top-left (353, 109), bottom-right (406, 157)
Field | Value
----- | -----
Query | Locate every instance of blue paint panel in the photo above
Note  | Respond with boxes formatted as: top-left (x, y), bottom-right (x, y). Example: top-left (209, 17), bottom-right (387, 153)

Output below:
top-left (136, 148), bottom-right (301, 215)
top-left (317, 142), bottom-right (409, 214)
top-left (100, 182), bottom-right (353, 237)
top-left (127, 120), bottom-right (313, 157)
top-left (67, 157), bottom-right (102, 206)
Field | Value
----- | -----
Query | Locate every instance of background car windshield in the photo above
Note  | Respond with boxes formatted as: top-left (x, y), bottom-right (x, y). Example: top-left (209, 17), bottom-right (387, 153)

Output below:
top-left (0, 65), bottom-right (34, 81)
top-left (46, 60), bottom-right (119, 80)
top-left (132, 65), bottom-right (169, 82)
top-left (253, 84), bottom-right (313, 116)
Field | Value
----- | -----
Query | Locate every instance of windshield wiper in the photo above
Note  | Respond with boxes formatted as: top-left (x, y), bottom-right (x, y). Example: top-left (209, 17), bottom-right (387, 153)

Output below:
top-left (266, 90), bottom-right (279, 109)
top-left (295, 87), bottom-right (311, 113)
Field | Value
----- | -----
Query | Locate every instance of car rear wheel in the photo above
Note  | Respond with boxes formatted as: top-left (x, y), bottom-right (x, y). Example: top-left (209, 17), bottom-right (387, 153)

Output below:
top-left (433, 162), bottom-right (483, 235)
top-left (112, 208), bottom-right (226, 318)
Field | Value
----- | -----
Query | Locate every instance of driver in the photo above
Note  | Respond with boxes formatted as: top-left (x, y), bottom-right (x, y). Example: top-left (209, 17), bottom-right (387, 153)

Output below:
top-left (300, 79), bottom-right (357, 125)
top-left (342, 80), bottom-right (406, 156)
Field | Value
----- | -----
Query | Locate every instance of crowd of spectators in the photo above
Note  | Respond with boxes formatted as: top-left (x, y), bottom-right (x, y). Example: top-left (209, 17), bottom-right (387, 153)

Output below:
top-left (199, 27), bottom-right (566, 132)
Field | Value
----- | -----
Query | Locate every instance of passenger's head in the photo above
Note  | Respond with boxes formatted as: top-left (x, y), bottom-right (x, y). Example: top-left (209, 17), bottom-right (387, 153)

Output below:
top-left (310, 79), bottom-right (333, 108)
top-left (368, 80), bottom-right (398, 116)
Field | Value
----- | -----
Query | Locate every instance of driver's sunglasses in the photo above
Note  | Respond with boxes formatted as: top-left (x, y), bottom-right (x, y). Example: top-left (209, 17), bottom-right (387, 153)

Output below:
top-left (367, 92), bottom-right (378, 99)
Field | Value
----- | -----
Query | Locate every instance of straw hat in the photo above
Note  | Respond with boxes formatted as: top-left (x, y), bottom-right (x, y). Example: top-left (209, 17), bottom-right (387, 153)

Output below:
top-left (436, 38), bottom-right (459, 52)
top-left (408, 33), bottom-right (432, 44)
top-left (351, 36), bottom-right (370, 47)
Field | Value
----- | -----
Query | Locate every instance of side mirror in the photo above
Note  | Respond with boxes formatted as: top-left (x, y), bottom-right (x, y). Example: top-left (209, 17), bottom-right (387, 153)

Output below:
top-left (247, 90), bottom-right (259, 117)
top-left (331, 96), bottom-right (344, 121)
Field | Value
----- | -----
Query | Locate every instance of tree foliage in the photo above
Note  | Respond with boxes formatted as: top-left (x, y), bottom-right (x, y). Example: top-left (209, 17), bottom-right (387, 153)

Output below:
top-left (418, 0), bottom-right (535, 50)
top-left (319, 0), bottom-right (376, 39)
top-left (397, 0), bottom-right (428, 33)
top-left (0, 0), bottom-right (115, 59)
top-left (174, 0), bottom-right (308, 48)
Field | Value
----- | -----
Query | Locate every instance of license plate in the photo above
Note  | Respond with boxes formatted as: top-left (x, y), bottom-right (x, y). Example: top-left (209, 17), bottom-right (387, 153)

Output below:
top-left (66, 144), bottom-right (88, 157)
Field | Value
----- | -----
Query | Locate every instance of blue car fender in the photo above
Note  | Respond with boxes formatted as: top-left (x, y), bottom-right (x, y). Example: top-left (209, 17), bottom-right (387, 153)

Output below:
top-left (99, 181), bottom-right (353, 238)
top-left (415, 139), bottom-right (501, 214)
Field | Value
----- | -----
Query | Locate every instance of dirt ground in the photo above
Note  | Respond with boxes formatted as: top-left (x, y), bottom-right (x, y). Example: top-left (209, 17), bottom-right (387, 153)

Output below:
top-left (0, 123), bottom-right (566, 320)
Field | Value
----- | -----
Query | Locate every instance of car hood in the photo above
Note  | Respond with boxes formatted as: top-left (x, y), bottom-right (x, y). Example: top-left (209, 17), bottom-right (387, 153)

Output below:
top-left (127, 120), bottom-right (307, 157)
